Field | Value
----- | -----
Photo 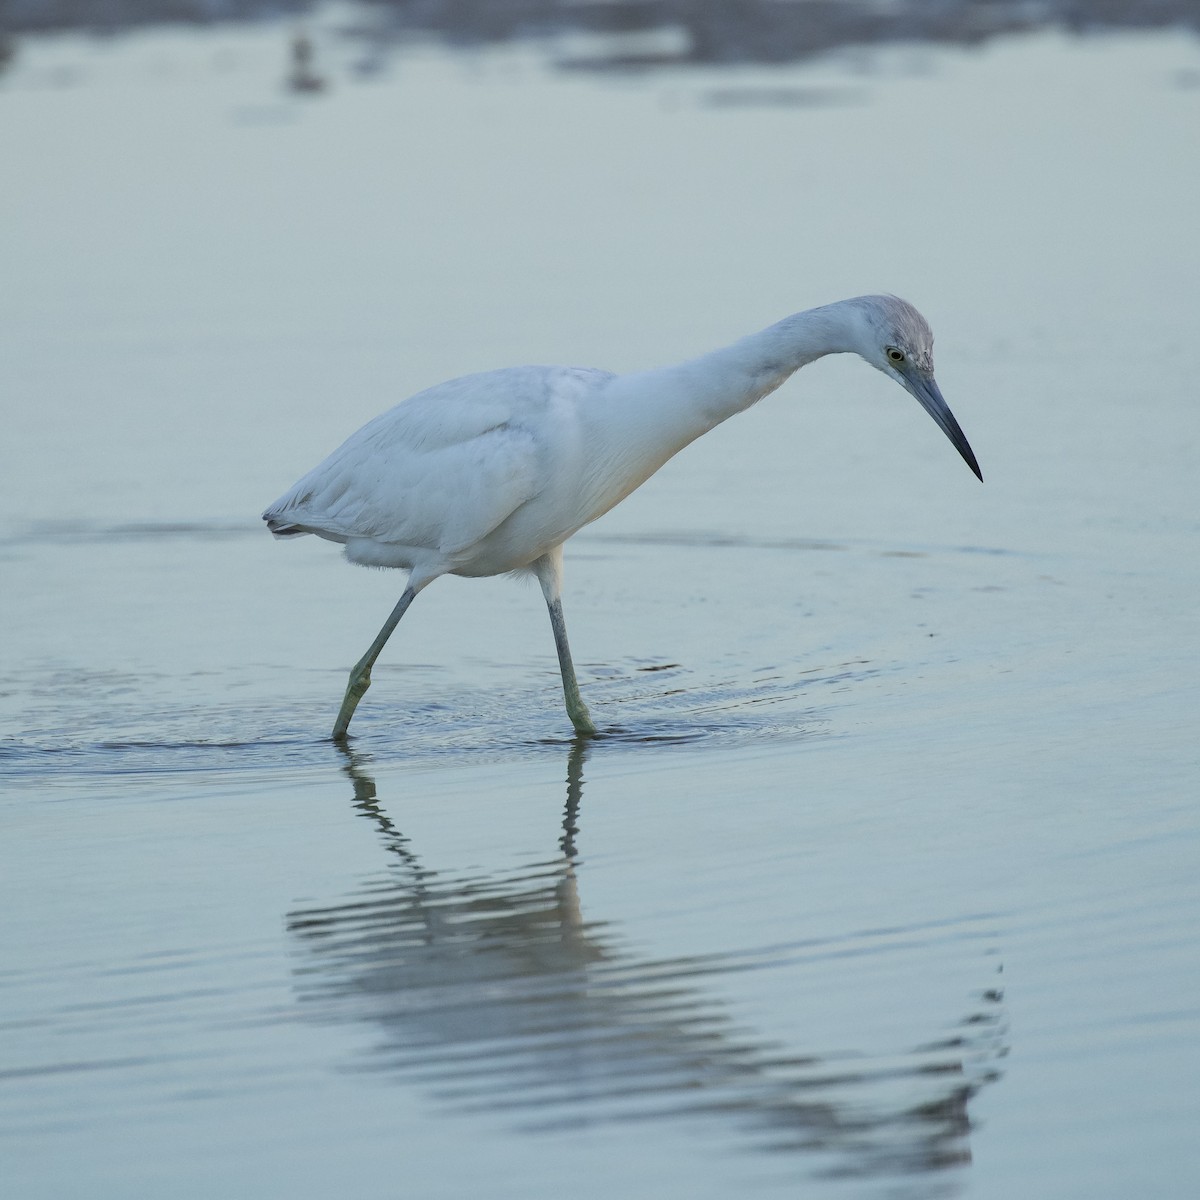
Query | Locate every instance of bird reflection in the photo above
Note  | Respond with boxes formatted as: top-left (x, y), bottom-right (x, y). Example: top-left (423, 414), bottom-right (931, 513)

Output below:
top-left (287, 744), bottom-right (1005, 1180)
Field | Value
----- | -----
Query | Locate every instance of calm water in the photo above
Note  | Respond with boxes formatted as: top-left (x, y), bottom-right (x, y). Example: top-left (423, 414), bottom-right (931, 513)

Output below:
top-left (2, 23), bottom-right (1199, 1199)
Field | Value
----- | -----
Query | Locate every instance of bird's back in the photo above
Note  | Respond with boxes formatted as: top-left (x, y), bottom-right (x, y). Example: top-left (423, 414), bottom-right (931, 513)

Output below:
top-left (263, 365), bottom-right (615, 572)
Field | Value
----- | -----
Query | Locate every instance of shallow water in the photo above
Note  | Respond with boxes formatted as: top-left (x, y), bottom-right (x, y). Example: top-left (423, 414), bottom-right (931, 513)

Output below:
top-left (2, 23), bottom-right (1199, 1200)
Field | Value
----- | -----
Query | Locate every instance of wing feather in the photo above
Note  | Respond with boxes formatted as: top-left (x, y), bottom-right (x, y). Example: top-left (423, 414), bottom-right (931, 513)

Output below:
top-left (263, 366), bottom-right (612, 562)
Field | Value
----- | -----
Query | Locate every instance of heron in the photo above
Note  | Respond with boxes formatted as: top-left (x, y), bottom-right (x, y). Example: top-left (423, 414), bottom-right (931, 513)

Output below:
top-left (264, 295), bottom-right (982, 740)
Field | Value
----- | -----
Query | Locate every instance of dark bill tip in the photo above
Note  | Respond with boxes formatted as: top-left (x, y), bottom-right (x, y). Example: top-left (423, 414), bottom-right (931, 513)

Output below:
top-left (909, 374), bottom-right (983, 482)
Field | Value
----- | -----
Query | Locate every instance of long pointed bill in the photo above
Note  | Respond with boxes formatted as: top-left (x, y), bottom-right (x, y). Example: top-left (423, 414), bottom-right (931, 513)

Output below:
top-left (906, 374), bottom-right (983, 481)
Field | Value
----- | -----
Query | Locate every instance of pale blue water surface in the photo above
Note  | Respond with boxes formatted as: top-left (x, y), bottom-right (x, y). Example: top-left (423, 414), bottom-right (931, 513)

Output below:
top-left (1, 22), bottom-right (1198, 1199)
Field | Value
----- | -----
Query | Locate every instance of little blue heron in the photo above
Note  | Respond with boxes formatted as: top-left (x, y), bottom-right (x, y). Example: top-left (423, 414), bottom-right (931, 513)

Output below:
top-left (264, 295), bottom-right (981, 739)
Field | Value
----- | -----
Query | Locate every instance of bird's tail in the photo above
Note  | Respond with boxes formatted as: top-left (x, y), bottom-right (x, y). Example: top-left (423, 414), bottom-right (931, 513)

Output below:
top-left (263, 510), bottom-right (310, 538)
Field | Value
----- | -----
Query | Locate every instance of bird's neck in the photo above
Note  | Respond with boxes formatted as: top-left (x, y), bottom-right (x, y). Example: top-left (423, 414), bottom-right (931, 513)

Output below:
top-left (572, 302), bottom-right (863, 532)
top-left (619, 302), bottom-right (858, 450)
top-left (674, 302), bottom-right (857, 429)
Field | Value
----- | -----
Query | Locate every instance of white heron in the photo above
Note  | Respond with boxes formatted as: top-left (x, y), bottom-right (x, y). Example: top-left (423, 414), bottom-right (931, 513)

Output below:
top-left (264, 295), bottom-right (981, 740)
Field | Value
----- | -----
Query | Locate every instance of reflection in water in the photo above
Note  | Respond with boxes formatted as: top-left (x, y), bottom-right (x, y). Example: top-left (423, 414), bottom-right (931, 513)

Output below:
top-left (288, 745), bottom-right (1006, 1181)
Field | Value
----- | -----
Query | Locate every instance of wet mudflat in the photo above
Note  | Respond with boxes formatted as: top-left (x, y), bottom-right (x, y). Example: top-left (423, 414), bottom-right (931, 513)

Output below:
top-left (1, 24), bottom-right (1198, 1199)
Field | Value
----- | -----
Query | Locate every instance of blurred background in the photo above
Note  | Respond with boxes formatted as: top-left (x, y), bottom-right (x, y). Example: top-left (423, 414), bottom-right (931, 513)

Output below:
top-left (4, 0), bottom-right (1200, 64)
top-left (2, 4), bottom-right (1198, 1200)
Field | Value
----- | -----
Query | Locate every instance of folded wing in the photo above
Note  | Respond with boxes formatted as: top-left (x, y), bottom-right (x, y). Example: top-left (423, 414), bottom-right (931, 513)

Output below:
top-left (263, 366), bottom-right (612, 564)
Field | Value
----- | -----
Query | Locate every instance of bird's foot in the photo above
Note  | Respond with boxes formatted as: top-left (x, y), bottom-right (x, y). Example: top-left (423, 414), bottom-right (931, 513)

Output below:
top-left (568, 701), bottom-right (598, 738)
top-left (332, 667), bottom-right (372, 740)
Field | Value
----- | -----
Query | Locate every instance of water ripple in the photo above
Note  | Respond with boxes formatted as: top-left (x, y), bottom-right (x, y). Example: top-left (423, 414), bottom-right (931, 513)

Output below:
top-left (0, 652), bottom-right (857, 784)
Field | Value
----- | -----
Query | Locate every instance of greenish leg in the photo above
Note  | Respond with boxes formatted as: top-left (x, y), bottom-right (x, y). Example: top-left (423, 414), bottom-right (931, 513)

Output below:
top-left (546, 594), bottom-right (597, 738)
top-left (332, 585), bottom-right (417, 740)
top-left (534, 548), bottom-right (597, 737)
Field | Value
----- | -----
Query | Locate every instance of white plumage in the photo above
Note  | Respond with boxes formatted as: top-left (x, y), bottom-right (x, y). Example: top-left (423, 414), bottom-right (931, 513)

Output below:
top-left (264, 295), bottom-right (981, 740)
top-left (266, 367), bottom-right (610, 575)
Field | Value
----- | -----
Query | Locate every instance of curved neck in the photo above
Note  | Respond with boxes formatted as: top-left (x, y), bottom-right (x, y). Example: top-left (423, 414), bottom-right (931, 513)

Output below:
top-left (683, 302), bottom-right (857, 424)
top-left (573, 301), bottom-right (865, 530)
top-left (620, 301), bottom-right (859, 444)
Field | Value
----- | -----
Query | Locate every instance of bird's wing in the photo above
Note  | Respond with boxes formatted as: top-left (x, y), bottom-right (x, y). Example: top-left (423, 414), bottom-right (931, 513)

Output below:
top-left (264, 366), bottom-right (613, 558)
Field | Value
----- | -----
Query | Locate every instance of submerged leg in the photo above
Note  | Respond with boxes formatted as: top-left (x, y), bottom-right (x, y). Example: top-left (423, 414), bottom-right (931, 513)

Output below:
top-left (534, 549), bottom-right (597, 737)
top-left (332, 584), bottom-right (418, 740)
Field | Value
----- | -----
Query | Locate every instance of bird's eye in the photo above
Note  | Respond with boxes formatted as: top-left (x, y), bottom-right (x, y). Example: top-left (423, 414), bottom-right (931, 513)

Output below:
top-left (886, 347), bottom-right (906, 365)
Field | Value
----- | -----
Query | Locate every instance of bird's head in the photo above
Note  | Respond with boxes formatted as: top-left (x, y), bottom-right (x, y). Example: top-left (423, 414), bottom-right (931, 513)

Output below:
top-left (847, 295), bottom-right (982, 481)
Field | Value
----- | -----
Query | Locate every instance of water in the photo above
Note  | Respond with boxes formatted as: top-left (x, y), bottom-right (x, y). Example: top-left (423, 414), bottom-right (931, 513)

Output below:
top-left (2, 22), bottom-right (1199, 1199)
